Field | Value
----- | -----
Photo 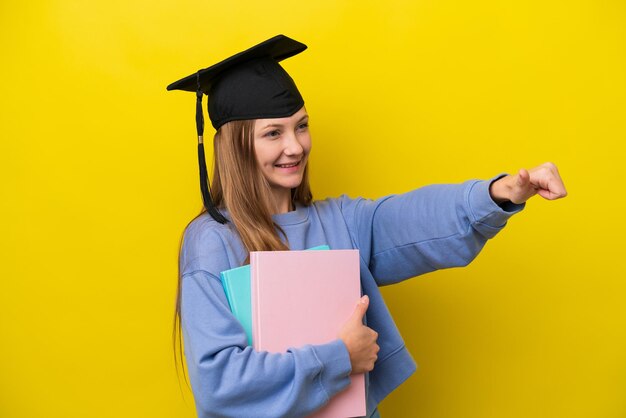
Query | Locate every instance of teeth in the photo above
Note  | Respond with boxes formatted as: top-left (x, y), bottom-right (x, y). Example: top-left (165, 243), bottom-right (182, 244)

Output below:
top-left (277, 162), bottom-right (298, 168)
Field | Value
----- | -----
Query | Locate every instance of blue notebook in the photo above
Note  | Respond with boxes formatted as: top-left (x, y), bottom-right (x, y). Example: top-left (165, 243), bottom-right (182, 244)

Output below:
top-left (220, 245), bottom-right (329, 345)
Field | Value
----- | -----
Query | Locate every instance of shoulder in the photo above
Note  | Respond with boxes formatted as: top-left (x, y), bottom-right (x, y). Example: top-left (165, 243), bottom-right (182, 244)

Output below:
top-left (312, 194), bottom-right (394, 220)
top-left (180, 212), bottom-right (244, 276)
top-left (306, 196), bottom-right (353, 222)
top-left (307, 195), bottom-right (398, 241)
top-left (183, 212), bottom-right (231, 249)
top-left (311, 194), bottom-right (373, 213)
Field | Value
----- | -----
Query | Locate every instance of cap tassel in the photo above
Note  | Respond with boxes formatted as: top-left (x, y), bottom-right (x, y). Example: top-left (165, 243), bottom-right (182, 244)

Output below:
top-left (198, 142), bottom-right (228, 224)
top-left (196, 77), bottom-right (228, 224)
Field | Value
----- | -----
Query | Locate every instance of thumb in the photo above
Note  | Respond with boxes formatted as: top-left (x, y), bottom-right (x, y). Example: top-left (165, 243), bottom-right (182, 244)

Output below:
top-left (350, 295), bottom-right (369, 322)
top-left (516, 168), bottom-right (530, 187)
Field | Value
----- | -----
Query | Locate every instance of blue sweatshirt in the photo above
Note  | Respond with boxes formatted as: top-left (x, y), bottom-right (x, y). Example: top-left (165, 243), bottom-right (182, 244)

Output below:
top-left (179, 177), bottom-right (524, 418)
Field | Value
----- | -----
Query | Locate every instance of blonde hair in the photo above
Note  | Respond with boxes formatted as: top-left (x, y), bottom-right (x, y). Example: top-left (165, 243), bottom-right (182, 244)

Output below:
top-left (174, 118), bottom-right (313, 385)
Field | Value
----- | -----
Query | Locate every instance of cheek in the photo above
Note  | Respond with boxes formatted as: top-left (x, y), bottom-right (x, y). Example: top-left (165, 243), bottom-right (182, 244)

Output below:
top-left (302, 136), bottom-right (312, 156)
top-left (253, 141), bottom-right (274, 166)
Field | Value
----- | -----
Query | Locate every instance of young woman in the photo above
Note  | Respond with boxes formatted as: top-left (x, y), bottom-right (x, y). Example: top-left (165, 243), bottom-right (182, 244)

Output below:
top-left (168, 35), bottom-right (566, 418)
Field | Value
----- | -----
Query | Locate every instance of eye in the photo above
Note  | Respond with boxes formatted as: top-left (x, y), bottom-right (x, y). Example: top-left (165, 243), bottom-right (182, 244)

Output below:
top-left (264, 129), bottom-right (281, 138)
top-left (297, 122), bottom-right (309, 131)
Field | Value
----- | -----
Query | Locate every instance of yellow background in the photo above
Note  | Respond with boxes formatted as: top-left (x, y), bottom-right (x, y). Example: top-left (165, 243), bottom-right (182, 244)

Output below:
top-left (1, 0), bottom-right (625, 417)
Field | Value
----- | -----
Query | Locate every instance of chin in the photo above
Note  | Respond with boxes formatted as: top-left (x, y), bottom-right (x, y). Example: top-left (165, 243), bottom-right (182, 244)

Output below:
top-left (270, 177), bottom-right (304, 191)
top-left (279, 181), bottom-right (303, 190)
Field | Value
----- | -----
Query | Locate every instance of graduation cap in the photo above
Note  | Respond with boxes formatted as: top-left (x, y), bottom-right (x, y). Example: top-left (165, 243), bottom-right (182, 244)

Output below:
top-left (167, 34), bottom-right (307, 223)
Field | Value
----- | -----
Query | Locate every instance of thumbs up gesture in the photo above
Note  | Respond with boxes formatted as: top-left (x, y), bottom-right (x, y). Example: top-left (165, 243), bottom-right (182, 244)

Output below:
top-left (489, 162), bottom-right (568, 205)
top-left (338, 295), bottom-right (380, 373)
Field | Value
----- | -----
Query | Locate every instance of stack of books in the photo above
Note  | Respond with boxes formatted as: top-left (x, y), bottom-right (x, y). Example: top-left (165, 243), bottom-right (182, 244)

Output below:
top-left (220, 246), bottom-right (366, 418)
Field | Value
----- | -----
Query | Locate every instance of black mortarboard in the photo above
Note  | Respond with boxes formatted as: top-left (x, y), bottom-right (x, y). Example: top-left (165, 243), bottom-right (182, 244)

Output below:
top-left (167, 35), bottom-right (307, 223)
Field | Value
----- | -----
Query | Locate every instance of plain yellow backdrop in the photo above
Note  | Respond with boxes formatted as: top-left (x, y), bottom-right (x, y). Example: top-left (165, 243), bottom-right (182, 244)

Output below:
top-left (1, 0), bottom-right (625, 417)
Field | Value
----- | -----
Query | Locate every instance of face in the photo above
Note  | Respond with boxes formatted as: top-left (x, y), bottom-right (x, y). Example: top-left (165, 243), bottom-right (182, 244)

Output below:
top-left (253, 107), bottom-right (311, 195)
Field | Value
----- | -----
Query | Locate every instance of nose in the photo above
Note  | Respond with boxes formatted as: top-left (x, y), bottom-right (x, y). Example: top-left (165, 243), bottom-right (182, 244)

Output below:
top-left (283, 132), bottom-right (304, 157)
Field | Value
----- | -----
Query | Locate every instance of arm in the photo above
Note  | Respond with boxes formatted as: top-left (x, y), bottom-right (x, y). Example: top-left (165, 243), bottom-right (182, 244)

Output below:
top-left (343, 163), bottom-right (566, 286)
top-left (181, 269), bottom-right (353, 418)
top-left (341, 176), bottom-right (524, 286)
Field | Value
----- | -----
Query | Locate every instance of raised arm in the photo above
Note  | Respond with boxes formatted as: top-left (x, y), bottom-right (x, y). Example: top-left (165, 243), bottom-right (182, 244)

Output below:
top-left (340, 176), bottom-right (524, 286)
top-left (341, 164), bottom-right (566, 286)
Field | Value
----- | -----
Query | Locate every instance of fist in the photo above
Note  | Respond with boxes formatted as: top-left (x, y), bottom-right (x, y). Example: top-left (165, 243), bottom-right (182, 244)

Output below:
top-left (490, 162), bottom-right (567, 204)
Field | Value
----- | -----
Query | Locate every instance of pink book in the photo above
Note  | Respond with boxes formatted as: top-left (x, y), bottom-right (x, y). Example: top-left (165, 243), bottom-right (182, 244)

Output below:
top-left (251, 249), bottom-right (366, 418)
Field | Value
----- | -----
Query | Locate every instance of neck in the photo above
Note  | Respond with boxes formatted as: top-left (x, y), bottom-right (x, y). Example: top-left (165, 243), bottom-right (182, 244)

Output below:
top-left (271, 188), bottom-right (293, 214)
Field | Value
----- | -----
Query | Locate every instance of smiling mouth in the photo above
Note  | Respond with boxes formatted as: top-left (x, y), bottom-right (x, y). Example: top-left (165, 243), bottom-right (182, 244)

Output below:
top-left (274, 160), bottom-right (301, 168)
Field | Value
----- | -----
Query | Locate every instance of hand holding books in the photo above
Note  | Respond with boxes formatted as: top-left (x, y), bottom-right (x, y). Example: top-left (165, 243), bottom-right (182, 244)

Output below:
top-left (338, 295), bottom-right (380, 374)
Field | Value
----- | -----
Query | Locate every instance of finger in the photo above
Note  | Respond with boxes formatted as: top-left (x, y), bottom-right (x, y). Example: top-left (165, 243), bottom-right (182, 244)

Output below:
top-left (538, 184), bottom-right (568, 200)
top-left (350, 295), bottom-right (369, 322)
top-left (516, 168), bottom-right (530, 188)
top-left (535, 164), bottom-right (568, 200)
top-left (548, 169), bottom-right (568, 198)
top-left (537, 189), bottom-right (557, 200)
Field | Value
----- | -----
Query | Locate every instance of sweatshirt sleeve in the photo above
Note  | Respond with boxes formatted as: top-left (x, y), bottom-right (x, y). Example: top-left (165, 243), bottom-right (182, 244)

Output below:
top-left (339, 177), bottom-right (524, 286)
top-left (181, 269), bottom-right (353, 418)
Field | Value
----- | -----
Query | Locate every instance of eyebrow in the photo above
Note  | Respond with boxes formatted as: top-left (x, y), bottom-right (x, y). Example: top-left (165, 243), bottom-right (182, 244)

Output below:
top-left (261, 115), bottom-right (309, 130)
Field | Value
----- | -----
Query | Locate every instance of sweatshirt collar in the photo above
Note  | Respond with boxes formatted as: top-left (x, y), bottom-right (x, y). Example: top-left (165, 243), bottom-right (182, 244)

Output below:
top-left (272, 202), bottom-right (309, 225)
